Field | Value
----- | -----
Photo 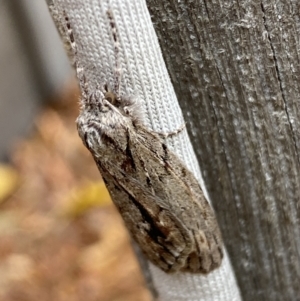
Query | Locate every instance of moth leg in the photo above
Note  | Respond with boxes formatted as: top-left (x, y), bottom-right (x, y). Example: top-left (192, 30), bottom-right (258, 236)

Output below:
top-left (156, 123), bottom-right (186, 139)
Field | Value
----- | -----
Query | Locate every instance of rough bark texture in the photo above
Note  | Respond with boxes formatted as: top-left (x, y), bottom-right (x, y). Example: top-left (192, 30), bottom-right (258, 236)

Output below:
top-left (146, 0), bottom-right (300, 300)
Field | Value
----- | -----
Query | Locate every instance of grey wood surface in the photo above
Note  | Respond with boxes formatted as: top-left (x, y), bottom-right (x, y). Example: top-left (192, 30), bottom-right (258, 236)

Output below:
top-left (146, 0), bottom-right (300, 300)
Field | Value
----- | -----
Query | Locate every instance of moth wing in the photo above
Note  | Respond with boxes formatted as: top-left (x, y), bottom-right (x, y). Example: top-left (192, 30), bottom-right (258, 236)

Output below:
top-left (132, 127), bottom-right (223, 273)
top-left (97, 162), bottom-right (194, 273)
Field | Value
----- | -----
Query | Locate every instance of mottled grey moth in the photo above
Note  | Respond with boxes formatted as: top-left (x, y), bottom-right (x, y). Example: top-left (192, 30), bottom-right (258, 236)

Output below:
top-left (64, 10), bottom-right (223, 273)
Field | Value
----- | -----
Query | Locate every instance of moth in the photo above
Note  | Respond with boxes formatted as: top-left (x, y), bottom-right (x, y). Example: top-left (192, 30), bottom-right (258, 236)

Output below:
top-left (64, 10), bottom-right (223, 273)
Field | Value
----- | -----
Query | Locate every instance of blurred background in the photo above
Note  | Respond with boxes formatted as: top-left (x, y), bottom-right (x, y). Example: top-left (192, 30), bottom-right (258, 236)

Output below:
top-left (0, 1), bottom-right (150, 300)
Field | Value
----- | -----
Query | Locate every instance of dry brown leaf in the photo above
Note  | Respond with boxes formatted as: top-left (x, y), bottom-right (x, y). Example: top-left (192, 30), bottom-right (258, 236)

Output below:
top-left (0, 165), bottom-right (19, 203)
top-left (60, 181), bottom-right (112, 218)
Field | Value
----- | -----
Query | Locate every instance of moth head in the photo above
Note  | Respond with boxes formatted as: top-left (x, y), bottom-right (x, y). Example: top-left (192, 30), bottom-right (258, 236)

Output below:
top-left (79, 84), bottom-right (143, 125)
top-left (103, 88), bottom-right (142, 123)
top-left (80, 90), bottom-right (113, 114)
top-left (103, 90), bottom-right (131, 116)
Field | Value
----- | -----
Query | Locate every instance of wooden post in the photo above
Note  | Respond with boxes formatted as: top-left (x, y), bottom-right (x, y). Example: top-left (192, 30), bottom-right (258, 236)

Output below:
top-left (146, 0), bottom-right (300, 300)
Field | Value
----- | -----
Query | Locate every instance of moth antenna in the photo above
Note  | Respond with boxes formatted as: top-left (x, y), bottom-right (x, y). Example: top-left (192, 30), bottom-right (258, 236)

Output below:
top-left (107, 10), bottom-right (122, 100)
top-left (63, 11), bottom-right (89, 100)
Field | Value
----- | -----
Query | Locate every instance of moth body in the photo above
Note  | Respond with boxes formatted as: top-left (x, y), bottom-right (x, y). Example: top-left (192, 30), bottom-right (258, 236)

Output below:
top-left (76, 89), bottom-right (223, 273)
